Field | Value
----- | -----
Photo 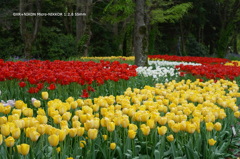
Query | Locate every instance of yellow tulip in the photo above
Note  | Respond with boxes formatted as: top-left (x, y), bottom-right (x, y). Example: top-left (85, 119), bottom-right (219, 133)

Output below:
top-left (62, 112), bottom-right (72, 121)
top-left (114, 117), bottom-right (122, 126)
top-left (0, 134), bottom-right (2, 145)
top-left (172, 123), bottom-right (180, 133)
top-left (107, 122), bottom-right (115, 132)
top-left (72, 121), bottom-right (81, 128)
top-left (187, 124), bottom-right (196, 134)
top-left (214, 122), bottom-right (222, 131)
top-left (30, 131), bottom-right (40, 142)
top-left (206, 122), bottom-right (214, 132)
top-left (17, 145), bottom-right (21, 154)
top-left (147, 119), bottom-right (155, 129)
top-left (58, 105), bottom-right (67, 115)
top-left (110, 143), bottom-right (116, 150)
top-left (141, 125), bottom-right (150, 136)
top-left (20, 144), bottom-right (30, 156)
top-left (12, 109), bottom-right (22, 117)
top-left (129, 124), bottom-right (138, 131)
top-left (1, 124), bottom-right (10, 136)
top-left (48, 134), bottom-right (59, 147)
top-left (128, 130), bottom-right (137, 139)
top-left (167, 134), bottom-right (174, 142)
top-left (37, 124), bottom-right (46, 135)
top-left (69, 128), bottom-right (77, 138)
top-left (80, 140), bottom-right (86, 148)
top-left (37, 115), bottom-right (48, 124)
top-left (0, 103), bottom-right (4, 113)
top-left (140, 112), bottom-right (149, 122)
top-left (208, 138), bottom-right (216, 146)
top-left (121, 118), bottom-right (129, 128)
top-left (101, 108), bottom-right (108, 116)
top-left (5, 136), bottom-right (15, 147)
top-left (11, 128), bottom-right (21, 139)
top-left (72, 115), bottom-right (79, 122)
top-left (66, 97), bottom-right (74, 104)
top-left (41, 92), bottom-right (48, 100)
top-left (219, 112), bottom-right (226, 120)
top-left (23, 108), bottom-right (33, 117)
top-left (102, 135), bottom-right (107, 141)
top-left (88, 129), bottom-right (98, 140)
top-left (45, 125), bottom-right (52, 135)
top-left (0, 116), bottom-right (7, 125)
top-left (4, 106), bottom-right (11, 114)
top-left (234, 111), bottom-right (240, 118)
top-left (53, 115), bottom-right (62, 124)
top-left (80, 114), bottom-right (87, 123)
top-left (93, 104), bottom-right (99, 112)
top-left (37, 108), bottom-right (46, 116)
top-left (77, 127), bottom-right (85, 137)
top-left (56, 147), bottom-right (61, 153)
top-left (15, 100), bottom-right (24, 109)
top-left (59, 130), bottom-right (66, 141)
top-left (70, 101), bottom-right (78, 110)
top-left (157, 126), bottom-right (167, 136)
top-left (33, 100), bottom-right (41, 108)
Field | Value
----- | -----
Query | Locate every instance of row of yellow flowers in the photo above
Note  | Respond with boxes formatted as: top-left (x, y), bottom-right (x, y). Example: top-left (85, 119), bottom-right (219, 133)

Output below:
top-left (0, 79), bottom-right (239, 158)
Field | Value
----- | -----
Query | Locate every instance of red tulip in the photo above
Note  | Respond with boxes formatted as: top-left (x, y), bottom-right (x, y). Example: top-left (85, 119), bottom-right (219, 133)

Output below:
top-left (47, 84), bottom-right (56, 90)
top-left (19, 82), bottom-right (26, 88)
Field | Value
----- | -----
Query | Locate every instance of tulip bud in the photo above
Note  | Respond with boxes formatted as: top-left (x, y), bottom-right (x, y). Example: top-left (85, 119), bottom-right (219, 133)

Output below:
top-left (141, 125), bottom-right (150, 136)
top-left (48, 134), bottom-right (59, 147)
top-left (77, 127), bottom-right (85, 136)
top-left (0, 134), bottom-right (3, 145)
top-left (5, 136), bottom-right (15, 147)
top-left (88, 129), bottom-right (98, 140)
top-left (80, 140), bottom-right (86, 148)
top-left (214, 122), bottom-right (222, 131)
top-left (33, 100), bottom-right (41, 108)
top-left (30, 131), bottom-right (40, 142)
top-left (20, 144), bottom-right (30, 156)
top-left (62, 112), bottom-right (71, 121)
top-left (157, 126), bottom-right (167, 136)
top-left (59, 130), bottom-right (66, 142)
top-left (107, 122), bottom-right (115, 132)
top-left (110, 143), bottom-right (116, 150)
top-left (167, 134), bottom-right (174, 142)
top-left (147, 119), bottom-right (155, 129)
top-left (42, 92), bottom-right (49, 100)
top-left (11, 128), bottom-right (21, 139)
top-left (1, 124), bottom-right (10, 136)
top-left (69, 128), bottom-right (77, 138)
top-left (206, 122), bottom-right (214, 132)
top-left (37, 124), bottom-right (46, 135)
top-left (128, 130), bottom-right (137, 139)
top-left (208, 138), bottom-right (216, 146)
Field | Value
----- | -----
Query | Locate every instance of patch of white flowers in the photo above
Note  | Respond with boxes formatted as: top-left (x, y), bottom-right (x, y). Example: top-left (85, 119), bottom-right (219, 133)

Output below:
top-left (148, 60), bottom-right (202, 66)
top-left (136, 60), bottom-right (202, 82)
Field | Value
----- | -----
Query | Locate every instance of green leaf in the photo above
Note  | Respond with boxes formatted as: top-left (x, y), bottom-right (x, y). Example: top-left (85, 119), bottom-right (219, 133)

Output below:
top-left (154, 150), bottom-right (160, 158)
top-left (13, 144), bottom-right (20, 159)
top-left (116, 146), bottom-right (123, 159)
top-left (185, 145), bottom-right (200, 159)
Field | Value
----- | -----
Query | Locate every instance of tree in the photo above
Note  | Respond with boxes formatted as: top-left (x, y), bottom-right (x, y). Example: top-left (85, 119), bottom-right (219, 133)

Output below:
top-left (20, 0), bottom-right (42, 59)
top-left (215, 0), bottom-right (240, 57)
top-left (134, 0), bottom-right (148, 66)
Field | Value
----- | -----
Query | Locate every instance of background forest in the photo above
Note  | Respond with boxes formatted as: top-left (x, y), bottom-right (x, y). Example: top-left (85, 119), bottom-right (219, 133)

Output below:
top-left (0, 0), bottom-right (240, 61)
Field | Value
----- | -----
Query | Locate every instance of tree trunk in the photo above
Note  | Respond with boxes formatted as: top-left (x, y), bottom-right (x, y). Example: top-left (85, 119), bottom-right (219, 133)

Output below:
top-left (233, 34), bottom-right (238, 54)
top-left (179, 19), bottom-right (186, 53)
top-left (20, 0), bottom-right (41, 59)
top-left (134, 0), bottom-right (148, 67)
top-left (76, 0), bottom-right (93, 57)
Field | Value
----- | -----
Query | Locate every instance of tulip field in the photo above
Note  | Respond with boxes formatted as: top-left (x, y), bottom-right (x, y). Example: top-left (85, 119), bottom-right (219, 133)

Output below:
top-left (1, 55), bottom-right (240, 159)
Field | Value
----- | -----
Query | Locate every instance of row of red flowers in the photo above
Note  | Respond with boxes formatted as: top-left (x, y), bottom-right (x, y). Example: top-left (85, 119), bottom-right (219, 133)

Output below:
top-left (0, 59), bottom-right (137, 96)
top-left (176, 64), bottom-right (239, 81)
top-left (148, 55), bottom-right (230, 64)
